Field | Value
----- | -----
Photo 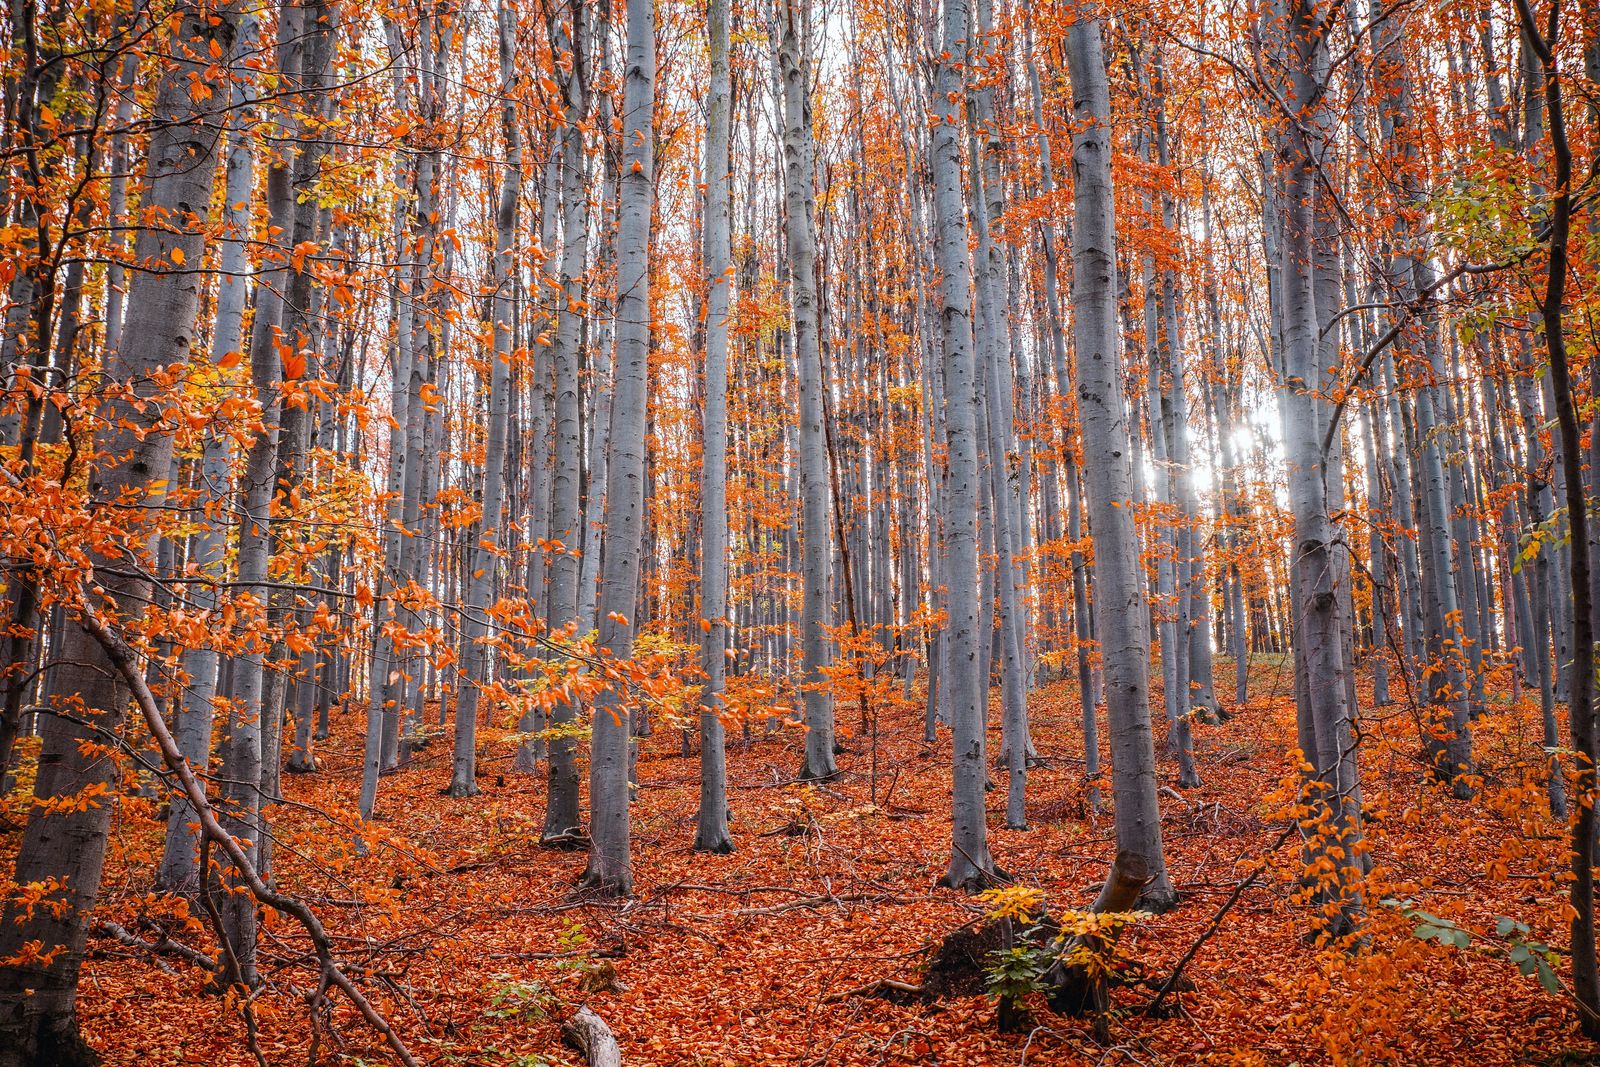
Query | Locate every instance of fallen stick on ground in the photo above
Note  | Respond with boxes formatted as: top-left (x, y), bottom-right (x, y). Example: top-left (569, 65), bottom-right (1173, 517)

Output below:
top-left (562, 1004), bottom-right (623, 1067)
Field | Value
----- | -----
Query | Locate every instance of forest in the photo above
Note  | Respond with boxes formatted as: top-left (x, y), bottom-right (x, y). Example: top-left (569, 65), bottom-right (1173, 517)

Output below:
top-left (0, 0), bottom-right (1597, 1062)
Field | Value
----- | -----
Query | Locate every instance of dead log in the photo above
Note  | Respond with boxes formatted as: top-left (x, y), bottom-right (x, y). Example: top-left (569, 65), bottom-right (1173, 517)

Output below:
top-left (561, 1004), bottom-right (621, 1067)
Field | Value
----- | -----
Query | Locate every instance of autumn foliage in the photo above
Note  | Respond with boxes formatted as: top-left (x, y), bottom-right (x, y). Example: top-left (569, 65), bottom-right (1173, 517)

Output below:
top-left (1, 0), bottom-right (1599, 1063)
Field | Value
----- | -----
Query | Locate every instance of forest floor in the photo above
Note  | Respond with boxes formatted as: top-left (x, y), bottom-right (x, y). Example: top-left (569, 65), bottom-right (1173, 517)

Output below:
top-left (8, 655), bottom-right (1596, 1066)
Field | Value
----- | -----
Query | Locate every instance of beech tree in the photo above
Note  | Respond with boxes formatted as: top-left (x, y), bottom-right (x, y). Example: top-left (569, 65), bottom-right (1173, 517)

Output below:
top-left (695, 0), bottom-right (735, 854)
top-left (2, 0), bottom-right (1599, 1061)
top-left (778, 0), bottom-right (837, 783)
top-left (1063, 10), bottom-right (1176, 909)
top-left (580, 0), bottom-right (655, 896)
top-left (0, 2), bottom-right (248, 1057)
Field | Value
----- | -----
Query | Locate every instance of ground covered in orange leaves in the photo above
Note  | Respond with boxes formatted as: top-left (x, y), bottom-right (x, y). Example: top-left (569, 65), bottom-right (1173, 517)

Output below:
top-left (22, 658), bottom-right (1600, 1066)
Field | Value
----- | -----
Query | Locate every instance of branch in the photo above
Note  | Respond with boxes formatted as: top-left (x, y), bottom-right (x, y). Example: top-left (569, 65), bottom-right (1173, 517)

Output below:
top-left (561, 1004), bottom-right (622, 1067)
top-left (96, 921), bottom-right (215, 972)
top-left (75, 592), bottom-right (422, 1067)
top-left (1144, 822), bottom-right (1298, 1017)
top-left (1317, 246), bottom-right (1540, 459)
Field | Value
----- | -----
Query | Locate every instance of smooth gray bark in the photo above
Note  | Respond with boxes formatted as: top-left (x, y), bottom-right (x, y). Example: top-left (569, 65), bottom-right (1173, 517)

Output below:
top-left (538, 1), bottom-right (592, 836)
top-left (448, 0), bottom-right (523, 799)
top-left (157, 16), bottom-right (258, 889)
top-left (777, 0), bottom-right (838, 782)
top-left (695, 0), bottom-right (735, 854)
top-left (580, 0), bottom-right (653, 896)
top-left (1063, 16), bottom-right (1176, 909)
top-left (1268, 0), bottom-right (1365, 932)
top-left (967, 0), bottom-right (1030, 828)
top-left (931, 0), bottom-right (997, 892)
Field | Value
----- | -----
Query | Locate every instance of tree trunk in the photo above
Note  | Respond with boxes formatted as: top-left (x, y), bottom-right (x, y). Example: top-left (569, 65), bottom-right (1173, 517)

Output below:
top-left (778, 0), bottom-right (838, 783)
top-left (580, 0), bottom-right (653, 897)
top-left (694, 0), bottom-right (735, 854)
top-left (0, 4), bottom-right (246, 1058)
top-left (930, 0), bottom-right (997, 892)
top-left (448, 0), bottom-right (523, 799)
top-left (1063, 14), bottom-right (1177, 910)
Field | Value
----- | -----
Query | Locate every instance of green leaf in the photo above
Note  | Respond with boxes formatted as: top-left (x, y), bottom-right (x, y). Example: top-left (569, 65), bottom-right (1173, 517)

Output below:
top-left (1496, 917), bottom-right (1528, 938)
top-left (1536, 958), bottom-right (1562, 994)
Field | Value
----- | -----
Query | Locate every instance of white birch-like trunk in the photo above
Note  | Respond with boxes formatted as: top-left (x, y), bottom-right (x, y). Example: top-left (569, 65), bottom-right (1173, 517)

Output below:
top-left (695, 0), bottom-right (735, 853)
top-left (1063, 16), bottom-right (1176, 909)
top-left (580, 0), bottom-right (654, 896)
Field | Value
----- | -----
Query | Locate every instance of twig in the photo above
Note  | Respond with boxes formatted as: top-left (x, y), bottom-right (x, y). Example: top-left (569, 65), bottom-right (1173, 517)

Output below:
top-left (1144, 822), bottom-right (1298, 1017)
top-left (78, 591), bottom-right (423, 1067)
top-left (821, 978), bottom-right (926, 1004)
top-left (96, 921), bottom-right (216, 972)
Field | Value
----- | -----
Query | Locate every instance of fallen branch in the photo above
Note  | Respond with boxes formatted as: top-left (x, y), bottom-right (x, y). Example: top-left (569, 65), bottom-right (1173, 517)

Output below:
top-left (733, 892), bottom-right (923, 916)
top-left (561, 1004), bottom-right (622, 1067)
top-left (821, 978), bottom-right (926, 1004)
top-left (79, 595), bottom-right (422, 1067)
top-left (1144, 822), bottom-right (1298, 1018)
top-left (96, 921), bottom-right (216, 973)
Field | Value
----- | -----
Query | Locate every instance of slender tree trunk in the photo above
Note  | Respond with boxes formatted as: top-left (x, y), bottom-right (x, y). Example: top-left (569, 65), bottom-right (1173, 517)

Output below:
top-left (1268, 0), bottom-right (1364, 934)
top-left (537, 0), bottom-right (592, 836)
top-left (448, 0), bottom-right (523, 799)
top-left (776, 0), bottom-right (837, 782)
top-left (929, 0), bottom-right (997, 892)
top-left (579, 0), bottom-right (654, 896)
top-left (695, 0), bottom-right (735, 854)
top-left (1064, 15), bottom-right (1176, 909)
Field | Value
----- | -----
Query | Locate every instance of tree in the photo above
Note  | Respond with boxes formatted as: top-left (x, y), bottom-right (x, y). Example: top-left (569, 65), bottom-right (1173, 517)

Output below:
top-left (1063, 11), bottom-right (1176, 910)
top-left (930, 0), bottom-right (998, 892)
top-left (580, 0), bottom-right (655, 896)
top-left (448, 0), bottom-right (524, 799)
top-left (777, 0), bottom-right (837, 783)
top-left (695, 0), bottom-right (735, 854)
top-left (1262, 0), bottom-right (1365, 934)
top-left (0, 2), bottom-right (248, 1058)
